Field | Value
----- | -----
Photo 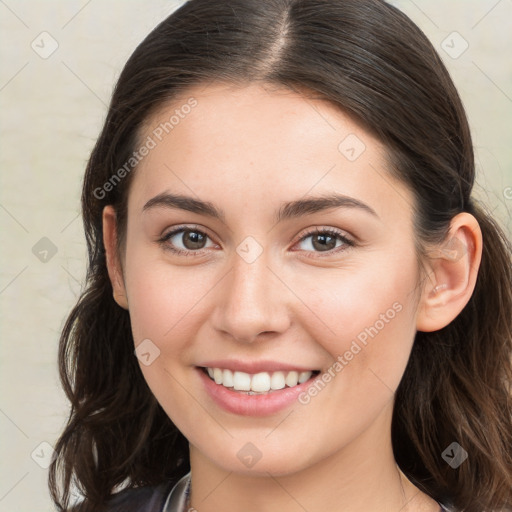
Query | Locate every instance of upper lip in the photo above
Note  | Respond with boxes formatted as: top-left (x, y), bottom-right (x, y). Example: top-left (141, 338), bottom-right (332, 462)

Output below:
top-left (197, 359), bottom-right (320, 374)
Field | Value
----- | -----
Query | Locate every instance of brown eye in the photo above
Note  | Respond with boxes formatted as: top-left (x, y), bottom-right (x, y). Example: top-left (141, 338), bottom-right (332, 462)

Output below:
top-left (296, 228), bottom-right (353, 255)
top-left (310, 232), bottom-right (338, 252)
top-left (179, 229), bottom-right (207, 250)
top-left (159, 227), bottom-right (215, 256)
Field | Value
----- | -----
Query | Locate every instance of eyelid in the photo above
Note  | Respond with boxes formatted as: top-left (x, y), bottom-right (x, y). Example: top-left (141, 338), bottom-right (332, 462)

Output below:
top-left (160, 223), bottom-right (211, 239)
top-left (295, 226), bottom-right (354, 244)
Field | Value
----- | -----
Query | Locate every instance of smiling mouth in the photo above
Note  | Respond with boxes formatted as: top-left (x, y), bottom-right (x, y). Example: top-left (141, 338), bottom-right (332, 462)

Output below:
top-left (199, 366), bottom-right (321, 394)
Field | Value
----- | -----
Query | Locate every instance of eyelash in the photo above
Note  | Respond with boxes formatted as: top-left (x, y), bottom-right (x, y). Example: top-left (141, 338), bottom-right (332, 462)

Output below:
top-left (157, 225), bottom-right (355, 258)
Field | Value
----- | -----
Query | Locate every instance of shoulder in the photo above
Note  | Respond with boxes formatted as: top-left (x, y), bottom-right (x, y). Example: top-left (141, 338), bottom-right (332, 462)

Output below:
top-left (104, 481), bottom-right (174, 512)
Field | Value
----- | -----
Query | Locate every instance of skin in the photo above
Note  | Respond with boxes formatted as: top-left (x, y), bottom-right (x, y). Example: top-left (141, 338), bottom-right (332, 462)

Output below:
top-left (103, 82), bottom-right (482, 512)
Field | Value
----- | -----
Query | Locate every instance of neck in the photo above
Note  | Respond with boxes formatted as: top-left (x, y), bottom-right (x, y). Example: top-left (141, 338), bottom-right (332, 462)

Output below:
top-left (187, 404), bottom-right (439, 512)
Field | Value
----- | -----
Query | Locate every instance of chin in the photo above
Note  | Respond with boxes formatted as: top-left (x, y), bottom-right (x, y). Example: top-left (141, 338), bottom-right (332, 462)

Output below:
top-left (208, 447), bottom-right (315, 478)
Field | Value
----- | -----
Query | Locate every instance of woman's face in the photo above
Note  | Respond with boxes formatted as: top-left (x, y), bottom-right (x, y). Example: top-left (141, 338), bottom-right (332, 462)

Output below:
top-left (113, 82), bottom-right (424, 475)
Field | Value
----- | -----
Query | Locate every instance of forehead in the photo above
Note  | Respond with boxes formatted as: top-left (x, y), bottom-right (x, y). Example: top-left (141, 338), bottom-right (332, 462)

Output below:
top-left (143, 81), bottom-right (372, 160)
top-left (128, 82), bottom-right (413, 224)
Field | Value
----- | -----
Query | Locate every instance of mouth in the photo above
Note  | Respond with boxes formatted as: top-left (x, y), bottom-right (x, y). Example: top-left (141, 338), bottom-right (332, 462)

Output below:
top-left (198, 366), bottom-right (322, 395)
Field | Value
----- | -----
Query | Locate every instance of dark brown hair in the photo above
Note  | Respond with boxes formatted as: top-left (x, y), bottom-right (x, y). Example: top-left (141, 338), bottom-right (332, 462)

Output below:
top-left (49, 1), bottom-right (512, 510)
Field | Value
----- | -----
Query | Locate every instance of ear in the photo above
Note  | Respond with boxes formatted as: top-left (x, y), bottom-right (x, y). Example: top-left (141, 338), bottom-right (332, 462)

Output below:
top-left (416, 212), bottom-right (482, 332)
top-left (102, 205), bottom-right (129, 310)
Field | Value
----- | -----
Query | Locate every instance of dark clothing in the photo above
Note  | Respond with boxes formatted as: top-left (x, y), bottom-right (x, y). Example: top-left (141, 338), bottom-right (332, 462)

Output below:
top-left (105, 480), bottom-right (176, 511)
top-left (105, 472), bottom-right (190, 512)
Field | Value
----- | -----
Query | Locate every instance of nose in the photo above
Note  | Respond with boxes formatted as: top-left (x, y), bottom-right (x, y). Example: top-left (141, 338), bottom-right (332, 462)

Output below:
top-left (211, 251), bottom-right (292, 344)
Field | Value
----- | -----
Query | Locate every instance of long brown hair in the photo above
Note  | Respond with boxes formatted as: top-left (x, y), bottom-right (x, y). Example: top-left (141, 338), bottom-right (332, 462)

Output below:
top-left (49, 1), bottom-right (512, 510)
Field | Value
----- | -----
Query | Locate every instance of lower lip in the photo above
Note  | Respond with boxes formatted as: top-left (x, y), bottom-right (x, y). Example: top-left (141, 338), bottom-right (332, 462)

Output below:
top-left (196, 367), bottom-right (319, 416)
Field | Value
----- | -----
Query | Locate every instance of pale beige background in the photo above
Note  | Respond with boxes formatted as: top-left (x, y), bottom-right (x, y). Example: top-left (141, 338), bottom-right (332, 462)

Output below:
top-left (0, 1), bottom-right (510, 510)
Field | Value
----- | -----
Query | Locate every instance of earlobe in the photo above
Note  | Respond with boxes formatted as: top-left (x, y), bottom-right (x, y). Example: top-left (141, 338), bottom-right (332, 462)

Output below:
top-left (102, 205), bottom-right (129, 310)
top-left (416, 213), bottom-right (482, 332)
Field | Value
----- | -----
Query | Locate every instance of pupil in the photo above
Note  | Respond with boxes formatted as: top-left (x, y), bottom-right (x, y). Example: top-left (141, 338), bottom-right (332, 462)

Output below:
top-left (313, 234), bottom-right (335, 251)
top-left (184, 230), bottom-right (205, 249)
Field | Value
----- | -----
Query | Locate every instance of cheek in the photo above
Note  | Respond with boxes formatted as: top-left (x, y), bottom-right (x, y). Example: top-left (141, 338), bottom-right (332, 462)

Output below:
top-left (290, 250), bottom-right (419, 387)
top-left (123, 250), bottom-right (210, 345)
top-left (122, 249), bottom-right (208, 426)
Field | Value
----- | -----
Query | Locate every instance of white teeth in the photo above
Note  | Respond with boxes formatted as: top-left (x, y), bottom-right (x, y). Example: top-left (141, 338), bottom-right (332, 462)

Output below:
top-left (251, 372), bottom-right (271, 392)
top-left (285, 371), bottom-right (299, 387)
top-left (270, 371), bottom-right (286, 390)
top-left (222, 369), bottom-right (234, 387)
top-left (233, 371), bottom-right (251, 391)
top-left (298, 371), bottom-right (311, 384)
top-left (213, 368), bottom-right (223, 385)
top-left (204, 367), bottom-right (314, 392)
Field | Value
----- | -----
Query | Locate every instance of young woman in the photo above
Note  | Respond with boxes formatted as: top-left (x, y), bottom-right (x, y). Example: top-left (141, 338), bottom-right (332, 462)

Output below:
top-left (49, 1), bottom-right (512, 511)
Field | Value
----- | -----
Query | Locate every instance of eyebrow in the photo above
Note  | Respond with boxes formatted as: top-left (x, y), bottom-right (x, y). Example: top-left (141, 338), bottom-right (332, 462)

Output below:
top-left (142, 191), bottom-right (379, 223)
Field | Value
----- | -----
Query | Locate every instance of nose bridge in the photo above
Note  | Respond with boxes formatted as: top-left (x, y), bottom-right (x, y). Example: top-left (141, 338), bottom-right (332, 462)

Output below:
top-left (212, 247), bottom-right (290, 342)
